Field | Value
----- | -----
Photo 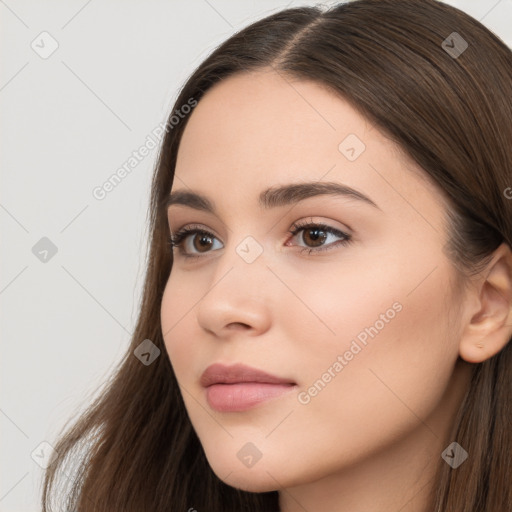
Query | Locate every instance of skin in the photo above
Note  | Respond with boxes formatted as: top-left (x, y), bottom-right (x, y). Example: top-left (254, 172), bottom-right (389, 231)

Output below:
top-left (160, 69), bottom-right (512, 512)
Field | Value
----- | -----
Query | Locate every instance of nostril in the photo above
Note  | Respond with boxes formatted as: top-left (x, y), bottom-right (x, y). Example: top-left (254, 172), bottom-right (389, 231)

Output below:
top-left (228, 322), bottom-right (250, 330)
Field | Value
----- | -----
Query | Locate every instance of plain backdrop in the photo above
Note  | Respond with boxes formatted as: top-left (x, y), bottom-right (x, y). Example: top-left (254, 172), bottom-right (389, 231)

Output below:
top-left (1, 1), bottom-right (511, 510)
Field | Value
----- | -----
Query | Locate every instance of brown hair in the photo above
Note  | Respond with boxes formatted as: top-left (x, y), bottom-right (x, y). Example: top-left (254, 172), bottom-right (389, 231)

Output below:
top-left (42, 0), bottom-right (512, 510)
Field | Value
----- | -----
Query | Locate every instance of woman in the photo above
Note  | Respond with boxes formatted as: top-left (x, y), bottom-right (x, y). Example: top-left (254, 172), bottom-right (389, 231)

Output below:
top-left (42, 0), bottom-right (512, 510)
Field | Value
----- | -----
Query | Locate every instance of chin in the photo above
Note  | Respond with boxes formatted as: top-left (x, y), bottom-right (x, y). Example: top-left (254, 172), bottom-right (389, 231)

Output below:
top-left (216, 469), bottom-right (281, 493)
top-left (205, 455), bottom-right (285, 492)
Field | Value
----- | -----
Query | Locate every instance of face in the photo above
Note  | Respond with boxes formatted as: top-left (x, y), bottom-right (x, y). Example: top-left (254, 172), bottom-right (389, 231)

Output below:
top-left (160, 69), bottom-right (469, 492)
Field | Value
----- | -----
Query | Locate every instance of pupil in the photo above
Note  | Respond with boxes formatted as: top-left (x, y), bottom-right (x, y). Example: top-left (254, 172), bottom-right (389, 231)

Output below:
top-left (196, 234), bottom-right (212, 251)
top-left (306, 228), bottom-right (326, 246)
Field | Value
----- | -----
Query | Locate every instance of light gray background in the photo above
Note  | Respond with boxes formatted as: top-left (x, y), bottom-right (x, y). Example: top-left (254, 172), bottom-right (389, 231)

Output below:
top-left (1, 1), bottom-right (511, 510)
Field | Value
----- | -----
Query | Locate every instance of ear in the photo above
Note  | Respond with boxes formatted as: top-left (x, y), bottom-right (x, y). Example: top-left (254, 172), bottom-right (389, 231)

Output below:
top-left (459, 242), bottom-right (512, 364)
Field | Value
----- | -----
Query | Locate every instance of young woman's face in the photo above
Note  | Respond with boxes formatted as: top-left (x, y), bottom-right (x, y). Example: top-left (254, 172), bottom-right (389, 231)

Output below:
top-left (161, 69), bottom-right (473, 492)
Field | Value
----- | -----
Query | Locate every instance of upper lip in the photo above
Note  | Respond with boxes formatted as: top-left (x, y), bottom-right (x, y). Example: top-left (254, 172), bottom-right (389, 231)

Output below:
top-left (200, 363), bottom-right (296, 387)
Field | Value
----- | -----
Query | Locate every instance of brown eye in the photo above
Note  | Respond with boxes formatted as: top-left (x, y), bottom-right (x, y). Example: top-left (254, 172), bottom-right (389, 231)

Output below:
top-left (287, 222), bottom-right (352, 254)
top-left (168, 226), bottom-right (222, 258)
top-left (301, 227), bottom-right (328, 247)
top-left (191, 232), bottom-right (215, 253)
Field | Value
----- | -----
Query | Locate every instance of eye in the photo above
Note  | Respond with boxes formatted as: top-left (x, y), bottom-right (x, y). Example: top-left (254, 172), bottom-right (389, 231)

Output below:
top-left (167, 218), bottom-right (353, 259)
top-left (285, 218), bottom-right (353, 255)
top-left (167, 224), bottom-right (221, 259)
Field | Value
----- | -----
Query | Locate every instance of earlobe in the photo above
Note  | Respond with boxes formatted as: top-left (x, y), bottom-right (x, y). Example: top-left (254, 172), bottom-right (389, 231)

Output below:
top-left (459, 243), bottom-right (512, 364)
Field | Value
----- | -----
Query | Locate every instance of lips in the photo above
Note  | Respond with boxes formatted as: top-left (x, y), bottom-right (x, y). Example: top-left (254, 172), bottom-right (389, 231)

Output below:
top-left (200, 363), bottom-right (297, 412)
top-left (200, 363), bottom-right (296, 387)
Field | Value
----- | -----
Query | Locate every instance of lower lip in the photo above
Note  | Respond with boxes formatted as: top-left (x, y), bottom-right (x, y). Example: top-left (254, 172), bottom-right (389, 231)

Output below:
top-left (205, 382), bottom-right (296, 412)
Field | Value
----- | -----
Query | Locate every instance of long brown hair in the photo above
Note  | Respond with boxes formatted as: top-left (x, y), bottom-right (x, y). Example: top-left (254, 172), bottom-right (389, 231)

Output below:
top-left (42, 1), bottom-right (512, 510)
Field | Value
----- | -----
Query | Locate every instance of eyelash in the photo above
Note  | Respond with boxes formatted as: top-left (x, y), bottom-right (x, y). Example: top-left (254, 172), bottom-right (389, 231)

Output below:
top-left (167, 219), bottom-right (353, 260)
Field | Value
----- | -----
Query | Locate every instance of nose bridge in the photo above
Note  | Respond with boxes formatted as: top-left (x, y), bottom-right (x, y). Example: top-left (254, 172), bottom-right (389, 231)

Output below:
top-left (196, 232), bottom-right (274, 334)
top-left (211, 231), bottom-right (271, 296)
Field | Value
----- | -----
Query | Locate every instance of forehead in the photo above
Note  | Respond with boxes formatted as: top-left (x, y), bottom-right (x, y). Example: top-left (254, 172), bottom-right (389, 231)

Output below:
top-left (176, 70), bottom-right (373, 177)
top-left (173, 69), bottom-right (447, 222)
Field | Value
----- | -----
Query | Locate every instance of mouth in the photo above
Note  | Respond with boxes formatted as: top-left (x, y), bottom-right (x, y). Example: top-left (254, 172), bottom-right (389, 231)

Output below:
top-left (200, 363), bottom-right (297, 412)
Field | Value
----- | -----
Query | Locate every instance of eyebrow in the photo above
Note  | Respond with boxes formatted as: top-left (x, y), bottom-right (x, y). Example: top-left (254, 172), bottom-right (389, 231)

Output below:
top-left (165, 181), bottom-right (380, 214)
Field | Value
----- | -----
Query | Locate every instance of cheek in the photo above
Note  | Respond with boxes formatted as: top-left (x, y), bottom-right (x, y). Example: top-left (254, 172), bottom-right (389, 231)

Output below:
top-left (160, 274), bottom-right (204, 381)
top-left (289, 255), bottom-right (459, 453)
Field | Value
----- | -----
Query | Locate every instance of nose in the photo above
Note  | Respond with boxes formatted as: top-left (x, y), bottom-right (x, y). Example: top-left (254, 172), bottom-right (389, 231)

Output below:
top-left (195, 245), bottom-right (273, 339)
